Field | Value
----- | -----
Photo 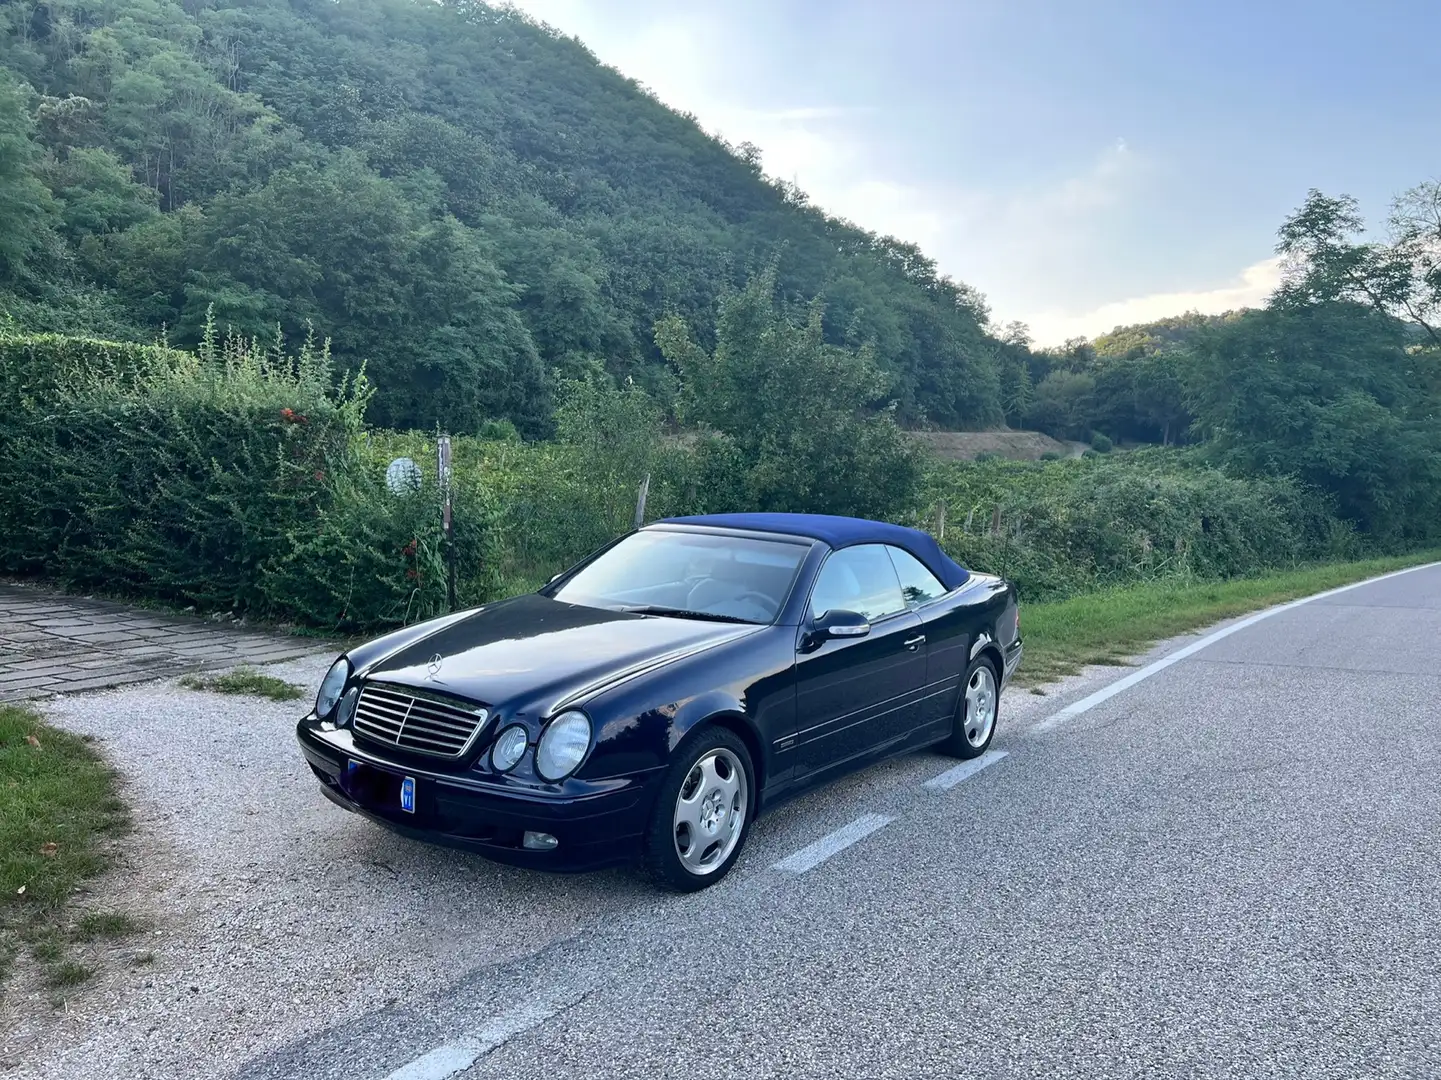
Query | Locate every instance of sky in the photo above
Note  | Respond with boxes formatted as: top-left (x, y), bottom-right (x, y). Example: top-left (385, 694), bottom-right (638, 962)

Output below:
top-left (503, 0), bottom-right (1441, 345)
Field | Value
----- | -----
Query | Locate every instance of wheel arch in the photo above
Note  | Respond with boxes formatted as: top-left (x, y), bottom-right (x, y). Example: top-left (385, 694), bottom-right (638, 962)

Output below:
top-left (974, 643), bottom-right (1005, 684)
top-left (674, 705), bottom-right (765, 797)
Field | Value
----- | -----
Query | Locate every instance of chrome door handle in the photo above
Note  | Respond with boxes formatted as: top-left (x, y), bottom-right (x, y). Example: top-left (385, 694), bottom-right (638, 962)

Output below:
top-left (903, 635), bottom-right (926, 650)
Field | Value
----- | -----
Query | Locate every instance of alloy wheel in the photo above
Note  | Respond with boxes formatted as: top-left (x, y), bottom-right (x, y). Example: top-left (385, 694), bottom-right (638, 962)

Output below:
top-left (672, 747), bottom-right (748, 875)
top-left (964, 664), bottom-right (997, 747)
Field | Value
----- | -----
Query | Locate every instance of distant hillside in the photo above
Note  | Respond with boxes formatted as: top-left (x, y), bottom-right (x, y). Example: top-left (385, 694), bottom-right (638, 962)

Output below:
top-left (1010, 313), bottom-right (1231, 448)
top-left (1091, 312), bottom-right (1241, 357)
top-left (0, 0), bottom-right (1016, 435)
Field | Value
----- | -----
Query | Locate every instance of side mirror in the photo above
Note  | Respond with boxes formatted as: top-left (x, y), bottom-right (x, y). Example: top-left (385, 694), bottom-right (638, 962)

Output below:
top-left (807, 609), bottom-right (870, 647)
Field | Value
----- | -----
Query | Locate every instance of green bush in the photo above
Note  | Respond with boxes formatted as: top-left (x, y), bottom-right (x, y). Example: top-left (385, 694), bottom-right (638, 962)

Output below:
top-left (918, 451), bottom-right (1355, 602)
top-left (0, 323), bottom-right (390, 627)
top-left (361, 376), bottom-right (704, 603)
top-left (1038, 450), bottom-right (1062, 461)
top-left (256, 441), bottom-right (471, 628)
top-left (0, 330), bottom-right (181, 415)
top-left (1090, 432), bottom-right (1113, 453)
top-left (0, 322), bottom-right (1381, 635)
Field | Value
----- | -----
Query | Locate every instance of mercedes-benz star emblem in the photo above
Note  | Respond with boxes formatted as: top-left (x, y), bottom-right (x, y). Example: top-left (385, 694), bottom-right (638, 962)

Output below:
top-left (425, 653), bottom-right (444, 680)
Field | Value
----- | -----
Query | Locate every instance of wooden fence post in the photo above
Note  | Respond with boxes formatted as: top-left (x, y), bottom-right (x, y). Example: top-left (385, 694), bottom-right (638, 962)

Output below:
top-left (438, 435), bottom-right (457, 612)
top-left (633, 473), bottom-right (651, 530)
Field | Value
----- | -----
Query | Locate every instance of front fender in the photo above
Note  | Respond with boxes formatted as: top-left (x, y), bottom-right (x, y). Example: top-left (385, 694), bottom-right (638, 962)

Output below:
top-left (668, 689), bottom-right (753, 752)
top-left (668, 694), bottom-right (770, 804)
top-left (582, 687), bottom-right (753, 780)
top-left (578, 628), bottom-right (796, 790)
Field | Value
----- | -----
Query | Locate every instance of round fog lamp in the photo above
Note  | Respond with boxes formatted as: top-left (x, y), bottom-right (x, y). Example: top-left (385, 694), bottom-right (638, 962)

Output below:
top-left (336, 687), bottom-right (359, 728)
top-left (523, 831), bottom-right (559, 851)
top-left (490, 724), bottom-right (528, 773)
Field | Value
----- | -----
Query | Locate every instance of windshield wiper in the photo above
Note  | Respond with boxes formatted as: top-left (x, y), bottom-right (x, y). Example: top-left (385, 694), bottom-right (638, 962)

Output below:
top-left (617, 604), bottom-right (759, 625)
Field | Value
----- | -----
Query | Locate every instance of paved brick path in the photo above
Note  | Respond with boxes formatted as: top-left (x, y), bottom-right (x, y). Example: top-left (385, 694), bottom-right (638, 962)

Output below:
top-left (0, 583), bottom-right (330, 702)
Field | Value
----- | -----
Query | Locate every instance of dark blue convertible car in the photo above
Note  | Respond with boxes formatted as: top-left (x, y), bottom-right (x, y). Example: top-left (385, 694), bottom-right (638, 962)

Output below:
top-left (297, 513), bottom-right (1022, 890)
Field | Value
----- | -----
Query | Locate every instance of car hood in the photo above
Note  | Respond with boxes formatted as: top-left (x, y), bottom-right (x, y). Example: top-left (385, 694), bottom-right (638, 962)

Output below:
top-left (357, 593), bottom-right (758, 713)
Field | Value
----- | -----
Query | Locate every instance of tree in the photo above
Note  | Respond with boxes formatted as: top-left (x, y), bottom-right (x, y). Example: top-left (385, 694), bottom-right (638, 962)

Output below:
top-left (1275, 188), bottom-right (1440, 346)
top-left (0, 69), bottom-right (56, 283)
top-left (995, 343), bottom-right (1033, 427)
top-left (1389, 180), bottom-right (1441, 342)
top-left (656, 270), bottom-right (921, 519)
top-left (1131, 352), bottom-right (1189, 446)
top-left (1024, 369), bottom-right (1096, 441)
top-left (43, 146), bottom-right (158, 242)
top-left (1186, 303), bottom-right (1441, 539)
top-left (187, 158), bottom-right (551, 434)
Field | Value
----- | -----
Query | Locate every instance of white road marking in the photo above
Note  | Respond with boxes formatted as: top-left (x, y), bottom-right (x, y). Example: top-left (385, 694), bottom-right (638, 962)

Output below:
top-left (773, 813), bottom-right (895, 874)
top-left (1035, 559), bottom-right (1441, 732)
top-left (380, 995), bottom-right (577, 1080)
top-left (383, 1044), bottom-right (480, 1080)
top-left (923, 749), bottom-right (1009, 791)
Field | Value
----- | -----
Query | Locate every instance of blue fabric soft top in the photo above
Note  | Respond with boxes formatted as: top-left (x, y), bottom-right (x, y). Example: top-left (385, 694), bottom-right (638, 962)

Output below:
top-left (659, 513), bottom-right (970, 590)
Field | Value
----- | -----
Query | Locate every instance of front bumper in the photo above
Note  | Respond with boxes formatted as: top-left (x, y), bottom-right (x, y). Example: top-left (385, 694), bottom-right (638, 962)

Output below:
top-left (296, 720), bottom-right (662, 872)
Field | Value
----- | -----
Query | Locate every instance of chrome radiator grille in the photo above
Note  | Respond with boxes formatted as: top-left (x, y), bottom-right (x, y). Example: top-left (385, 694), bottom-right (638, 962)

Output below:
top-left (353, 683), bottom-right (490, 757)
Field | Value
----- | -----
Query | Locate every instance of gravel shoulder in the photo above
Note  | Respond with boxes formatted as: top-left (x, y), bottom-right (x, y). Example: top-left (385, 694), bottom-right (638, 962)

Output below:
top-left (0, 613), bottom-right (1284, 1079)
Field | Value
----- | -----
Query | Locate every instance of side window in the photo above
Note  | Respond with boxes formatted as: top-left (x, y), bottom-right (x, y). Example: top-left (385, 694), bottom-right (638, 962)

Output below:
top-left (809, 545), bottom-right (906, 623)
top-left (886, 547), bottom-right (947, 609)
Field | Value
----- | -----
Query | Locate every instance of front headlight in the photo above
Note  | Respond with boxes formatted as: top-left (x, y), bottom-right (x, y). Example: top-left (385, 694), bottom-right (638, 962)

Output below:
top-left (535, 711), bottom-right (591, 781)
top-left (315, 657), bottom-right (349, 719)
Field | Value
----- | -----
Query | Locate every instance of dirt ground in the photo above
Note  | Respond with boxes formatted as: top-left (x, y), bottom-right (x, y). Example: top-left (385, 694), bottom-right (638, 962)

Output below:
top-left (909, 429), bottom-right (1087, 462)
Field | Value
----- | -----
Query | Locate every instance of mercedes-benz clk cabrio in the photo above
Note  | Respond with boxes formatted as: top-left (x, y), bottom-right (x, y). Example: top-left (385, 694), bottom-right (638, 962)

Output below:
top-left (296, 513), bottom-right (1022, 891)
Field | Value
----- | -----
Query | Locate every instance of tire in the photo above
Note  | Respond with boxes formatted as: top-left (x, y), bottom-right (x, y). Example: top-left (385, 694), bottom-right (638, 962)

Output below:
top-left (939, 656), bottom-right (1000, 759)
top-left (641, 725), bottom-right (755, 892)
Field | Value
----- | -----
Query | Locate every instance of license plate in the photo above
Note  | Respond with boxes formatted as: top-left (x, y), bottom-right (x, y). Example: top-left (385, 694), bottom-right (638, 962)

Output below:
top-left (400, 776), bottom-right (416, 814)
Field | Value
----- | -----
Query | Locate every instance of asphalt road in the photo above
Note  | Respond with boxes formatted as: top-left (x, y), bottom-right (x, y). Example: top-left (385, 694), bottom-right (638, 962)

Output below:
top-left (14, 564), bottom-right (1441, 1079)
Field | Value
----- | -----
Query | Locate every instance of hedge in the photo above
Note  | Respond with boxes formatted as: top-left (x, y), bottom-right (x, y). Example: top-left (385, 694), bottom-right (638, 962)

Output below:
top-left (0, 326), bottom-right (1371, 629)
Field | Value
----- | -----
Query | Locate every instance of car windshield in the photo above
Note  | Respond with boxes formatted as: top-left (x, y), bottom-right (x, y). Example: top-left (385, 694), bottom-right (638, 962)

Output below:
top-left (549, 530), bottom-right (809, 624)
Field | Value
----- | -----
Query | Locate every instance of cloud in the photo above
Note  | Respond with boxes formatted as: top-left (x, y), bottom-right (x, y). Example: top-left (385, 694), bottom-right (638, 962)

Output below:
top-left (1020, 256), bottom-right (1283, 345)
top-left (945, 140), bottom-right (1141, 249)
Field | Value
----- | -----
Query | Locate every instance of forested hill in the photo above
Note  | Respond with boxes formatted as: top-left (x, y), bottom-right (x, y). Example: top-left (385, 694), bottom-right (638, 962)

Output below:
top-left (0, 0), bottom-right (1013, 435)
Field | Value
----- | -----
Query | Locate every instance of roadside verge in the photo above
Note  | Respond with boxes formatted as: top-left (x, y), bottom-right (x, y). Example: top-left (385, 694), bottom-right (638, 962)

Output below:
top-left (0, 706), bottom-right (136, 1004)
top-left (1014, 550), bottom-right (1441, 686)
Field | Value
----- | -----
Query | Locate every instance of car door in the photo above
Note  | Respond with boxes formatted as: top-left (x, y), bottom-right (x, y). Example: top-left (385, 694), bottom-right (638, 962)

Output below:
top-left (792, 544), bottom-right (927, 777)
top-left (885, 544), bottom-right (966, 736)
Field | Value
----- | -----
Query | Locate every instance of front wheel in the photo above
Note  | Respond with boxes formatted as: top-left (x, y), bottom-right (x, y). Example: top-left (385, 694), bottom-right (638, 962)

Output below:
top-left (641, 726), bottom-right (754, 892)
top-left (939, 657), bottom-right (999, 759)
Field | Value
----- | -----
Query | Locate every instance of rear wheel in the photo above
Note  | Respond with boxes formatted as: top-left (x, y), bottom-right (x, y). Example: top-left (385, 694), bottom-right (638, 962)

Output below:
top-left (939, 657), bottom-right (999, 759)
top-left (641, 726), bottom-right (754, 892)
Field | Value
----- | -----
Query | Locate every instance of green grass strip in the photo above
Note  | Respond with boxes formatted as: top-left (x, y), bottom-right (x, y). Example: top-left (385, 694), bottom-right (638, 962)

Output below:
top-left (180, 667), bottom-right (304, 701)
top-left (1016, 550), bottom-right (1441, 687)
top-left (0, 705), bottom-right (130, 989)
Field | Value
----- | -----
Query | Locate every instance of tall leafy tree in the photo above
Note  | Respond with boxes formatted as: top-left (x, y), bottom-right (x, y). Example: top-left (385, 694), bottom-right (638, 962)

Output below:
top-left (1276, 188), bottom-right (1441, 346)
top-left (189, 157), bottom-right (550, 434)
top-left (0, 69), bottom-right (55, 284)
top-left (1186, 302), bottom-right (1441, 539)
top-left (656, 270), bottom-right (921, 519)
